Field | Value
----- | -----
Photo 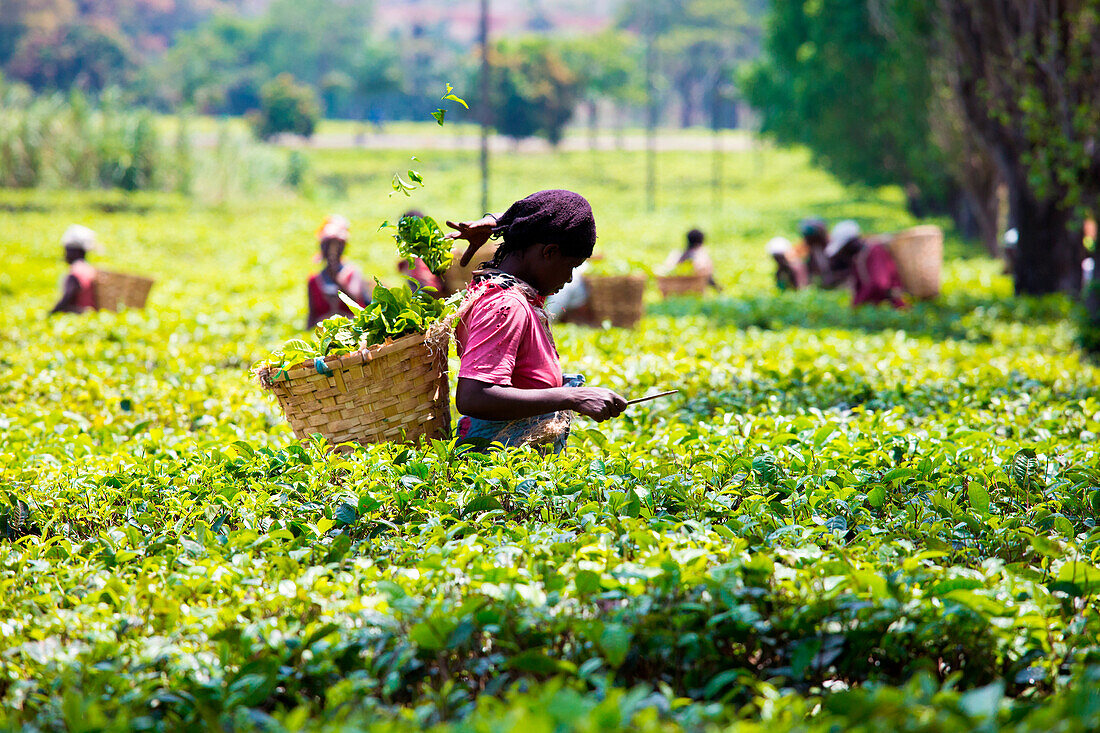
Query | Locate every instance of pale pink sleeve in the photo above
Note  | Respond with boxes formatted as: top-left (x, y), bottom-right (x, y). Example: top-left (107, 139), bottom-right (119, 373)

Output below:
top-left (339, 264), bottom-right (369, 304)
top-left (659, 250), bottom-right (681, 275)
top-left (457, 294), bottom-right (529, 387)
top-left (692, 249), bottom-right (714, 278)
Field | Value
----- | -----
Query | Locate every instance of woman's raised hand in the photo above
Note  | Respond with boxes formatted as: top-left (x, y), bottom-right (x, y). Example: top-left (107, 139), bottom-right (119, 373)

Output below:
top-left (445, 215), bottom-right (497, 266)
top-left (568, 388), bottom-right (628, 422)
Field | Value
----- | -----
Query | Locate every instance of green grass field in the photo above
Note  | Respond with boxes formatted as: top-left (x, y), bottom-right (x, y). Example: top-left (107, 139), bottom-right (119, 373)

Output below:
top-left (1, 140), bottom-right (1097, 731)
top-left (155, 114), bottom-right (757, 146)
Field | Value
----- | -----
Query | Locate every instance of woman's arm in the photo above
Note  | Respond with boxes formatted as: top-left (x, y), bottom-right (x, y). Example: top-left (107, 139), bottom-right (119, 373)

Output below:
top-left (49, 275), bottom-right (79, 315)
top-left (306, 279), bottom-right (322, 330)
top-left (456, 377), bottom-right (627, 422)
top-left (811, 250), bottom-right (850, 289)
top-left (445, 213), bottom-right (502, 266)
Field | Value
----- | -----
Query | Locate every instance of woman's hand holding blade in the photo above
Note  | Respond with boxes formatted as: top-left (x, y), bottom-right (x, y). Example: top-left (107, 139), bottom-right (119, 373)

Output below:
top-left (569, 388), bottom-right (627, 422)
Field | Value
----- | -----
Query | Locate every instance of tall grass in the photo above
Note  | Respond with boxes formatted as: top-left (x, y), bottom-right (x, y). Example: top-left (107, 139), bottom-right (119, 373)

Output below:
top-left (0, 79), bottom-right (297, 199)
top-left (0, 84), bottom-right (164, 190)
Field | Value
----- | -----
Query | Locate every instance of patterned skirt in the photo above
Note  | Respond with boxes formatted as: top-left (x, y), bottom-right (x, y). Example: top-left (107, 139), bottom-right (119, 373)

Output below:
top-left (457, 374), bottom-right (585, 454)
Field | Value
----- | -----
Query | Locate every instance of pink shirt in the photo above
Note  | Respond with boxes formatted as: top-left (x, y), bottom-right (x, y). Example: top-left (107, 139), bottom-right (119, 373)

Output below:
top-left (69, 260), bottom-right (98, 312)
top-left (456, 286), bottom-right (563, 389)
top-left (853, 242), bottom-right (906, 309)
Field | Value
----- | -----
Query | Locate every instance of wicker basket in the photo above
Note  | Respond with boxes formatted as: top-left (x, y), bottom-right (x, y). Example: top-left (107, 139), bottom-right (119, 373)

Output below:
top-left (95, 270), bottom-right (154, 311)
top-left (656, 274), bottom-right (707, 298)
top-left (886, 225), bottom-right (943, 299)
top-left (586, 274), bottom-right (646, 328)
top-left (262, 332), bottom-right (450, 448)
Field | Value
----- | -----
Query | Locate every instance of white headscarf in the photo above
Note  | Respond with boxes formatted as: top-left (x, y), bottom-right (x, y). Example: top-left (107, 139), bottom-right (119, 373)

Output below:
top-left (825, 220), bottom-right (861, 257)
top-left (61, 225), bottom-right (100, 252)
top-left (766, 236), bottom-right (792, 256)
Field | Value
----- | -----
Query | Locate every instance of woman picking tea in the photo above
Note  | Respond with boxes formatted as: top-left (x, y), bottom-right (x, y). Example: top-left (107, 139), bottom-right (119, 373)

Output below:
top-left (445, 190), bottom-right (627, 451)
top-left (50, 225), bottom-right (100, 315)
top-left (306, 215), bottom-right (370, 329)
top-left (658, 228), bottom-right (722, 293)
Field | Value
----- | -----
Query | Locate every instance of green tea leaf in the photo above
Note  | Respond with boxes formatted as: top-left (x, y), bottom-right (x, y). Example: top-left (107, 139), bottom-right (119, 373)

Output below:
top-left (1012, 449), bottom-right (1040, 489)
top-left (599, 623), bottom-right (632, 668)
top-left (968, 483), bottom-right (991, 515)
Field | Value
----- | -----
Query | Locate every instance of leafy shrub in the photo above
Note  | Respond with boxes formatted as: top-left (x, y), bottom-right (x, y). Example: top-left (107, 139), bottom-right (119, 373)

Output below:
top-left (251, 73), bottom-right (321, 141)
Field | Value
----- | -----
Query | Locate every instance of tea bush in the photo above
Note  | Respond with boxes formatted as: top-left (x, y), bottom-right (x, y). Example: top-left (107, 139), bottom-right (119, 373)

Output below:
top-left (0, 140), bottom-right (1097, 731)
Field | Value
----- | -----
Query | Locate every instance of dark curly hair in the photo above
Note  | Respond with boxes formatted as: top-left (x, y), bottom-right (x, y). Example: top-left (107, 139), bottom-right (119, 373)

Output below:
top-left (488, 190), bottom-right (597, 267)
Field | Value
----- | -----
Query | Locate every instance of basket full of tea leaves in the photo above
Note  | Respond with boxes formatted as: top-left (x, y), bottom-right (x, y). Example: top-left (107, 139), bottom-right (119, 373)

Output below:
top-left (656, 261), bottom-right (707, 298)
top-left (254, 215), bottom-right (456, 448)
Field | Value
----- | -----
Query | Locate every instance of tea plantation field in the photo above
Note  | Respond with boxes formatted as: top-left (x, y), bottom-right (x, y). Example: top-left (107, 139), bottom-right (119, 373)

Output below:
top-left (1, 143), bottom-right (1098, 731)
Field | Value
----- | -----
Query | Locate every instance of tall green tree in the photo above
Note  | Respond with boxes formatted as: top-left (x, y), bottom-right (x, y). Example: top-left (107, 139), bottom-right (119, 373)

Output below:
top-left (558, 30), bottom-right (644, 146)
top-left (145, 0), bottom-right (392, 117)
top-left (744, 0), bottom-right (1006, 254)
top-left (251, 72), bottom-right (320, 140)
top-left (489, 37), bottom-right (584, 146)
top-left (942, 0), bottom-right (1100, 294)
top-left (0, 0), bottom-right (76, 68)
top-left (618, 0), bottom-right (765, 128)
top-left (255, 0), bottom-right (373, 89)
top-left (150, 14), bottom-right (263, 113)
top-left (745, 1), bottom-right (949, 201)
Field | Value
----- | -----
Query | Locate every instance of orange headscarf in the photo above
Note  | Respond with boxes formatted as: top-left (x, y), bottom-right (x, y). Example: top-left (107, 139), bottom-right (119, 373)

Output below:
top-left (317, 215), bottom-right (350, 243)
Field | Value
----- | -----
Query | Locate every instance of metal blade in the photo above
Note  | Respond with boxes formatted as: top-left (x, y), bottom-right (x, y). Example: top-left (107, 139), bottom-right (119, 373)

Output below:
top-left (626, 389), bottom-right (679, 405)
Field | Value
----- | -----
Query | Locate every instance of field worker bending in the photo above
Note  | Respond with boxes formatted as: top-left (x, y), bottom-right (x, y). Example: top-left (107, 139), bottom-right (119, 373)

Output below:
top-left (767, 237), bottom-right (809, 290)
top-left (826, 220), bottom-right (907, 309)
top-left (50, 225), bottom-right (99, 315)
top-left (659, 228), bottom-right (722, 292)
top-left (799, 217), bottom-right (850, 289)
top-left (445, 190), bottom-right (627, 452)
top-left (306, 215), bottom-right (370, 330)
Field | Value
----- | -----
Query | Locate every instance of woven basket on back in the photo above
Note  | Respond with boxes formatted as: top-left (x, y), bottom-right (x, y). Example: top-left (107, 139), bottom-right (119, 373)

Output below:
top-left (886, 225), bottom-right (943, 299)
top-left (657, 274), bottom-right (707, 298)
top-left (586, 274), bottom-right (646, 328)
top-left (261, 332), bottom-right (450, 448)
top-left (95, 270), bottom-right (154, 311)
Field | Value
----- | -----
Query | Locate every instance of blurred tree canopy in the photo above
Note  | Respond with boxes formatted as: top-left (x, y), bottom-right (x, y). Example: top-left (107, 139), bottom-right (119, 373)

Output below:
top-left (488, 38), bottom-right (584, 146)
top-left (146, 0), bottom-right (400, 119)
top-left (558, 29), bottom-right (644, 139)
top-left (943, 0), bottom-right (1100, 295)
top-left (749, 0), bottom-right (1099, 294)
top-left (559, 31), bottom-right (643, 108)
top-left (0, 0), bottom-right (234, 92)
top-left (6, 19), bottom-right (135, 91)
top-left (0, 1), bottom-right (770, 142)
top-left (743, 2), bottom-right (969, 226)
top-left (250, 73), bottom-right (320, 141)
top-left (618, 0), bottom-right (766, 129)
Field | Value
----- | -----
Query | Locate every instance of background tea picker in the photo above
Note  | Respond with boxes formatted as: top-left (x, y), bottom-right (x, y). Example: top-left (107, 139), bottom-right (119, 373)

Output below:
top-left (306, 214), bottom-right (370, 330)
top-left (50, 225), bottom-right (100, 315)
